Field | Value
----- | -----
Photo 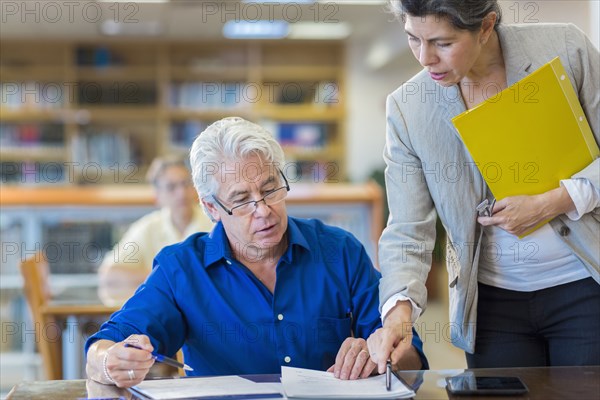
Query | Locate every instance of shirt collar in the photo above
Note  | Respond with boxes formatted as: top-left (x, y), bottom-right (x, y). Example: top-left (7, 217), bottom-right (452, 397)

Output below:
top-left (202, 216), bottom-right (311, 268)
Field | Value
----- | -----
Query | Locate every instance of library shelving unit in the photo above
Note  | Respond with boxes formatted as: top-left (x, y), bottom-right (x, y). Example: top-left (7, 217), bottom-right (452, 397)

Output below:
top-left (0, 39), bottom-right (346, 185)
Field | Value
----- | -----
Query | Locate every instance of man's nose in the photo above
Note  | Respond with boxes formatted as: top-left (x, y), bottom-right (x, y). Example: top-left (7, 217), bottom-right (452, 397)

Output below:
top-left (252, 199), bottom-right (271, 217)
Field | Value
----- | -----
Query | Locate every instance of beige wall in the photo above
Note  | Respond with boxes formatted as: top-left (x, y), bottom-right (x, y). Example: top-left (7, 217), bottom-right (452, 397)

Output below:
top-left (346, 0), bottom-right (599, 182)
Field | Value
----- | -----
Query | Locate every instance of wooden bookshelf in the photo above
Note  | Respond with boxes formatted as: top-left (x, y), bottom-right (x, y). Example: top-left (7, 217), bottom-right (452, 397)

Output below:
top-left (1, 39), bottom-right (346, 185)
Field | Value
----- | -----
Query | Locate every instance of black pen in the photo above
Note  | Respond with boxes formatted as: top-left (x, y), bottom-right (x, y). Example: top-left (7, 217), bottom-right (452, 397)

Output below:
top-left (386, 359), bottom-right (392, 391)
top-left (124, 343), bottom-right (194, 371)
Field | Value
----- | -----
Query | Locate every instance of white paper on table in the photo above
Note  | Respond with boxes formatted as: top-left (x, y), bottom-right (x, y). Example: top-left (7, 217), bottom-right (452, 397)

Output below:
top-left (281, 366), bottom-right (415, 399)
top-left (131, 375), bottom-right (283, 399)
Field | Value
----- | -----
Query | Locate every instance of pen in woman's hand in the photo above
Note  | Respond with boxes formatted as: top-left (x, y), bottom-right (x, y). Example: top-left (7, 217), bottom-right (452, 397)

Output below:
top-left (124, 343), bottom-right (194, 371)
top-left (386, 359), bottom-right (392, 391)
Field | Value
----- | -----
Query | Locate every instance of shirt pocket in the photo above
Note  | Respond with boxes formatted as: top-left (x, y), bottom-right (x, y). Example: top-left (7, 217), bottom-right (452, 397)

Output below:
top-left (315, 317), bottom-right (352, 369)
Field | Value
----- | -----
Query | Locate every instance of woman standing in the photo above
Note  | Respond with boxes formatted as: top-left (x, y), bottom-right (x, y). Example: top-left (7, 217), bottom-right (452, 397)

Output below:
top-left (368, 0), bottom-right (599, 370)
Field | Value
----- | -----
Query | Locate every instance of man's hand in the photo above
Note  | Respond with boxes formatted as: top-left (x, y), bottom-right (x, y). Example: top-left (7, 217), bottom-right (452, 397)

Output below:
top-left (103, 334), bottom-right (155, 388)
top-left (367, 301), bottom-right (413, 374)
top-left (327, 337), bottom-right (376, 380)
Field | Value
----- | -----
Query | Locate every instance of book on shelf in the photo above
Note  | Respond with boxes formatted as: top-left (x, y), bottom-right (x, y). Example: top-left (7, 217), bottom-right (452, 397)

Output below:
top-left (263, 121), bottom-right (328, 153)
top-left (170, 121), bottom-right (207, 150)
top-left (314, 81), bottom-right (339, 106)
top-left (170, 82), bottom-right (252, 109)
top-left (75, 46), bottom-right (123, 67)
top-left (0, 123), bottom-right (64, 148)
top-left (285, 160), bottom-right (341, 184)
top-left (71, 128), bottom-right (139, 168)
top-left (1, 81), bottom-right (65, 109)
top-left (0, 161), bottom-right (67, 185)
top-left (266, 81), bottom-right (339, 106)
top-left (452, 56), bottom-right (599, 235)
top-left (76, 81), bottom-right (157, 106)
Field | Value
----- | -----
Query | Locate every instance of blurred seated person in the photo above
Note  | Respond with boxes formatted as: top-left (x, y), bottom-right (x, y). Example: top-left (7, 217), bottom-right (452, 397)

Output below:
top-left (98, 155), bottom-right (214, 306)
top-left (85, 117), bottom-right (428, 388)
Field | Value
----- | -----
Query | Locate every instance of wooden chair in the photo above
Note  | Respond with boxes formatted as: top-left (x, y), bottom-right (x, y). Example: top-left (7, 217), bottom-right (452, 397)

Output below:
top-left (19, 253), bottom-right (61, 380)
top-left (20, 252), bottom-right (119, 380)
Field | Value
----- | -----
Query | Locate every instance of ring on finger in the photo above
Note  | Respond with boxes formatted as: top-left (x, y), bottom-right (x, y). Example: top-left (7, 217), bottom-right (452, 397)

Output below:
top-left (128, 369), bottom-right (136, 380)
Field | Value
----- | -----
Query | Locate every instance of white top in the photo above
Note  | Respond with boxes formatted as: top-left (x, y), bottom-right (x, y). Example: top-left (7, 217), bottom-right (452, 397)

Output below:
top-left (383, 177), bottom-right (599, 323)
top-left (101, 206), bottom-right (214, 273)
top-left (477, 178), bottom-right (598, 291)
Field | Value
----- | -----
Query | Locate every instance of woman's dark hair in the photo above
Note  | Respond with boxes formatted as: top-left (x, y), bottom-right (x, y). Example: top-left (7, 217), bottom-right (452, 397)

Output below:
top-left (389, 0), bottom-right (502, 31)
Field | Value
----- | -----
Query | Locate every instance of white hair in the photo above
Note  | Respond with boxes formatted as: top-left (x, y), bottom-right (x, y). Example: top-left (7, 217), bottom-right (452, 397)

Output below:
top-left (189, 117), bottom-right (285, 202)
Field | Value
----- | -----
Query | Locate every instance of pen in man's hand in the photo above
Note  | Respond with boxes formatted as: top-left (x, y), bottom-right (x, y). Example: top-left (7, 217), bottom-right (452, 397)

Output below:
top-left (124, 343), bottom-right (194, 371)
top-left (386, 359), bottom-right (392, 391)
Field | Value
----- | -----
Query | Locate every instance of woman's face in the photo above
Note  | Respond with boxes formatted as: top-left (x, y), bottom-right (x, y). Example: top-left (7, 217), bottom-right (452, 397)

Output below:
top-left (404, 14), bottom-right (485, 87)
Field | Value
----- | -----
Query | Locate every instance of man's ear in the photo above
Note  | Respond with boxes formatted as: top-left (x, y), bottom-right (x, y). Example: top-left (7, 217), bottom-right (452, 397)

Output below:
top-left (201, 198), bottom-right (221, 222)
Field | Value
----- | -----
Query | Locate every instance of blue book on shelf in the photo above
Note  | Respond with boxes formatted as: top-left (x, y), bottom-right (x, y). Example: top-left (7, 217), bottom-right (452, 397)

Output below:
top-left (278, 123), bottom-right (326, 148)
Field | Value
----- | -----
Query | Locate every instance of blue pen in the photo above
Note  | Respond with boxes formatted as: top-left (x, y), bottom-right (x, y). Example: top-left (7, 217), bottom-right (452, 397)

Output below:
top-left (124, 343), bottom-right (194, 371)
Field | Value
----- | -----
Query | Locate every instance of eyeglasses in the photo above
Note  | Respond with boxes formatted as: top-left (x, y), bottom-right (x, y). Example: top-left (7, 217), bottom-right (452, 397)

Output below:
top-left (212, 169), bottom-right (290, 217)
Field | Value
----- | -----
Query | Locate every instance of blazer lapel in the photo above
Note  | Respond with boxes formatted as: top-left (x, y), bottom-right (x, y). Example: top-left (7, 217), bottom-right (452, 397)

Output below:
top-left (497, 24), bottom-right (533, 85)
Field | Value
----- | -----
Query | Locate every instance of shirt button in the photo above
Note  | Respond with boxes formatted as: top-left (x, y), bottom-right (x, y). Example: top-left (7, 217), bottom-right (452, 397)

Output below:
top-left (277, 314), bottom-right (284, 321)
top-left (225, 260), bottom-right (232, 265)
top-left (284, 356), bottom-right (291, 363)
top-left (559, 226), bottom-right (570, 237)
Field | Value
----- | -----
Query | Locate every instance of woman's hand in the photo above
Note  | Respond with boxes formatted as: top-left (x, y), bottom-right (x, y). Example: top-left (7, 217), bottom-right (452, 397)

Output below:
top-left (478, 186), bottom-right (576, 236)
top-left (366, 301), bottom-right (414, 374)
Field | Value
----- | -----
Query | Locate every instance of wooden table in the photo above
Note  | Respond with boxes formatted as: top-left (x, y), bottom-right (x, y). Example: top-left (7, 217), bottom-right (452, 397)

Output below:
top-left (7, 366), bottom-right (600, 399)
top-left (43, 301), bottom-right (119, 380)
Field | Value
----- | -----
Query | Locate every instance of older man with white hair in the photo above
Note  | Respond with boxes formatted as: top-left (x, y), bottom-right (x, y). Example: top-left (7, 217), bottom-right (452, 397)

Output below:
top-left (85, 117), bottom-right (428, 388)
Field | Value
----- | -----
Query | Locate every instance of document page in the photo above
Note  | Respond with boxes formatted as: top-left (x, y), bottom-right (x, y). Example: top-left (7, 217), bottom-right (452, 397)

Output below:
top-left (131, 375), bottom-right (282, 399)
top-left (281, 366), bottom-right (415, 399)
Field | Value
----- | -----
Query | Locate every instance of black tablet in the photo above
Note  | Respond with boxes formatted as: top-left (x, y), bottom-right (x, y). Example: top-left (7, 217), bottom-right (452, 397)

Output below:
top-left (445, 375), bottom-right (528, 396)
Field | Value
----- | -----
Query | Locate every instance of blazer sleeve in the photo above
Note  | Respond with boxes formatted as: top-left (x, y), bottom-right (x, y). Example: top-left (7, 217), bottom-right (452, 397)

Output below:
top-left (565, 23), bottom-right (600, 189)
top-left (378, 94), bottom-right (437, 315)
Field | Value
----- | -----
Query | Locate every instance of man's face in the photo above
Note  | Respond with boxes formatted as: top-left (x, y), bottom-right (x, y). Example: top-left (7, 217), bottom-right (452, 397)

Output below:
top-left (155, 165), bottom-right (197, 213)
top-left (204, 155), bottom-right (288, 261)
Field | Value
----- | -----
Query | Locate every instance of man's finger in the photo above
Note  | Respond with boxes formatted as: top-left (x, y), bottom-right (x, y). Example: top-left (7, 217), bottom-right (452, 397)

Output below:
top-left (360, 359), bottom-right (377, 379)
top-left (349, 349), bottom-right (370, 380)
top-left (333, 338), bottom-right (352, 378)
top-left (340, 344), bottom-right (362, 379)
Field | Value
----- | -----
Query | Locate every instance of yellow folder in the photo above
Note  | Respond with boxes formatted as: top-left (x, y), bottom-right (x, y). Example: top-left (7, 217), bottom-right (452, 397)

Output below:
top-left (452, 57), bottom-right (599, 234)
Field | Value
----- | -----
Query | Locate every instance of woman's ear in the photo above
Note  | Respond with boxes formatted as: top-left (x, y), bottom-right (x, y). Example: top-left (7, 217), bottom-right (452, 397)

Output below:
top-left (201, 198), bottom-right (221, 222)
top-left (480, 11), bottom-right (497, 44)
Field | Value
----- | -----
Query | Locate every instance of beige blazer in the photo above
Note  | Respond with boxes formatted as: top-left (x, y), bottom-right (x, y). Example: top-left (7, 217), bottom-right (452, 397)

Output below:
top-left (379, 23), bottom-right (599, 353)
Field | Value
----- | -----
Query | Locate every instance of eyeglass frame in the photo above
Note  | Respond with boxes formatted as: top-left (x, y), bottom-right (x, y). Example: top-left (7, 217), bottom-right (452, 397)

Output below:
top-left (211, 169), bottom-right (290, 216)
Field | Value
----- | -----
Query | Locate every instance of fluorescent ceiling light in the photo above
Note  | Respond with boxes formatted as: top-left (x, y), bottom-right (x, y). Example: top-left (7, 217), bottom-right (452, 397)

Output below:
top-left (288, 22), bottom-right (351, 40)
top-left (317, 0), bottom-right (386, 4)
top-left (243, 0), bottom-right (315, 3)
top-left (223, 20), bottom-right (289, 39)
top-left (97, 0), bottom-right (168, 3)
top-left (244, 0), bottom-right (385, 4)
top-left (101, 20), bottom-right (163, 36)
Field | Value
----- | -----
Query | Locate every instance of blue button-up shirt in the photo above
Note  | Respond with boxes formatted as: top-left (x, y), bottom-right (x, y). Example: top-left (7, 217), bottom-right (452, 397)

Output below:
top-left (86, 217), bottom-right (427, 375)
